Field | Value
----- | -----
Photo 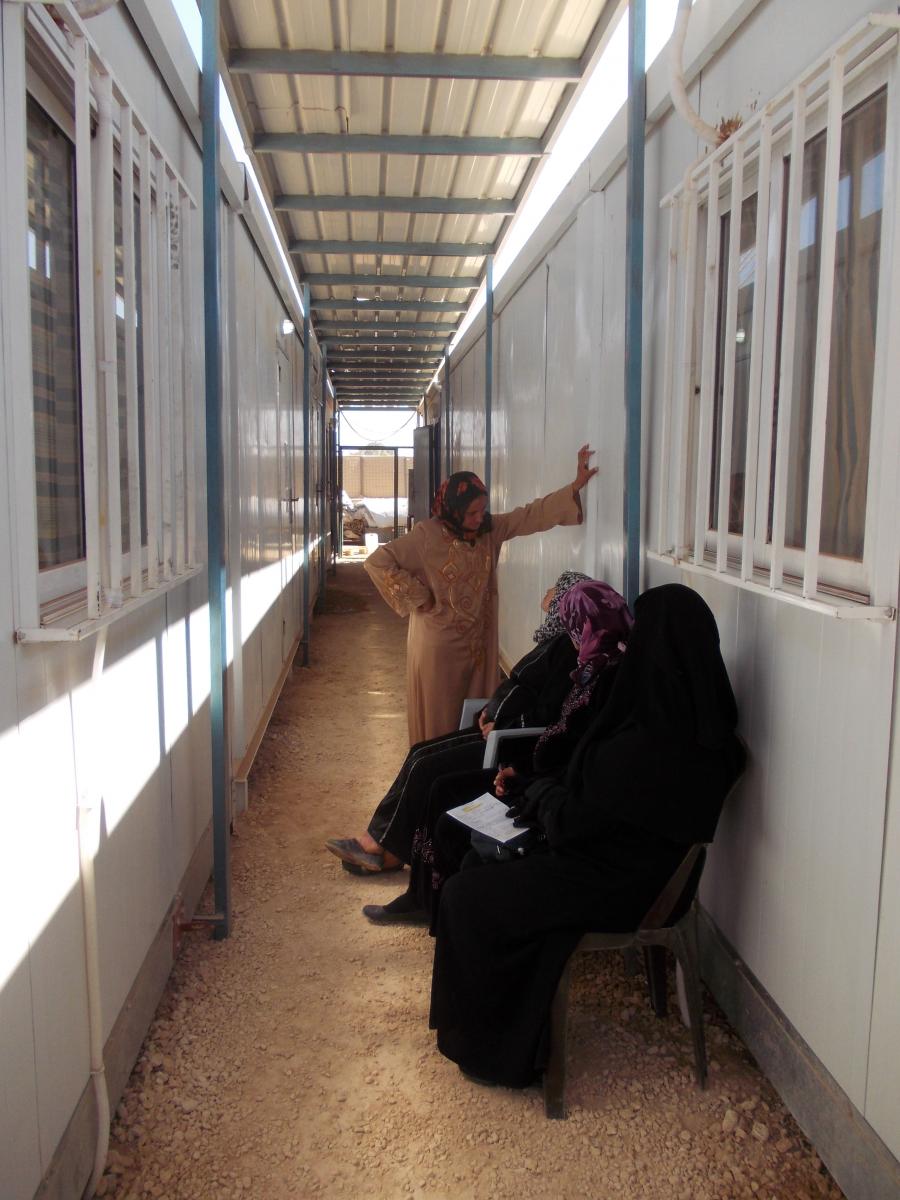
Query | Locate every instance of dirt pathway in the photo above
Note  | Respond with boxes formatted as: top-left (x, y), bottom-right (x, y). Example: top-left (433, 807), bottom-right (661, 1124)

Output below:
top-left (101, 562), bottom-right (842, 1200)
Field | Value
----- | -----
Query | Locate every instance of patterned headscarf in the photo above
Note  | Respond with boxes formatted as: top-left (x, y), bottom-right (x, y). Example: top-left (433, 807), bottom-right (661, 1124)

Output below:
top-left (558, 580), bottom-right (634, 678)
top-left (535, 580), bottom-right (632, 749)
top-left (431, 471), bottom-right (492, 542)
top-left (533, 570), bottom-right (592, 644)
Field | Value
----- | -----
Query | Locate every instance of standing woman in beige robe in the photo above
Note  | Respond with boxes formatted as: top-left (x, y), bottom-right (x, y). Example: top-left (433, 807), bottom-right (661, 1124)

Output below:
top-left (365, 445), bottom-right (598, 745)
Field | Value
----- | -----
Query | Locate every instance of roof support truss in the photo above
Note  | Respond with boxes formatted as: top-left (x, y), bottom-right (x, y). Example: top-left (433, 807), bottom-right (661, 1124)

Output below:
top-left (315, 321), bottom-right (457, 335)
top-left (311, 300), bottom-right (467, 313)
top-left (291, 239), bottom-right (491, 257)
top-left (275, 194), bottom-right (515, 216)
top-left (228, 48), bottom-right (583, 82)
top-left (323, 336), bottom-right (447, 346)
top-left (303, 273), bottom-right (478, 289)
top-left (256, 133), bottom-right (543, 156)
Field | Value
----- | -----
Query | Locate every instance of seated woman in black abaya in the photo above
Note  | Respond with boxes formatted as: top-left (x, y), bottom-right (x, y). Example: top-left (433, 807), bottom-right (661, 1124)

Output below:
top-left (324, 569), bottom-right (591, 875)
top-left (429, 583), bottom-right (745, 1090)
top-left (361, 579), bottom-right (634, 925)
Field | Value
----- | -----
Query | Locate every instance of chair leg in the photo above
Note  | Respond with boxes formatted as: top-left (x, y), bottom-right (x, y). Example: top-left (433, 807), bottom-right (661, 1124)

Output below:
top-left (675, 960), bottom-right (690, 1027)
top-left (622, 945), bottom-right (642, 977)
top-left (644, 945), bottom-right (668, 1017)
top-left (673, 918), bottom-right (707, 1088)
top-left (544, 959), bottom-right (573, 1119)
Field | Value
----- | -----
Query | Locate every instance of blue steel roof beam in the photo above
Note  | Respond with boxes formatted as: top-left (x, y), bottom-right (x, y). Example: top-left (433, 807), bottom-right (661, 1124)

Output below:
top-left (311, 300), bottom-right (467, 312)
top-left (329, 351), bottom-right (443, 359)
top-left (328, 349), bottom-right (443, 358)
top-left (275, 195), bottom-right (515, 216)
top-left (291, 240), bottom-right (491, 257)
top-left (333, 365), bottom-right (437, 372)
top-left (334, 355), bottom-right (439, 362)
top-left (314, 321), bottom-right (458, 334)
top-left (304, 273), bottom-right (477, 289)
top-left (327, 349), bottom-right (444, 356)
top-left (333, 367), bottom-right (436, 374)
top-left (256, 133), bottom-right (543, 156)
top-left (323, 336), bottom-right (447, 345)
top-left (328, 350), bottom-right (444, 357)
top-left (228, 49), bottom-right (582, 82)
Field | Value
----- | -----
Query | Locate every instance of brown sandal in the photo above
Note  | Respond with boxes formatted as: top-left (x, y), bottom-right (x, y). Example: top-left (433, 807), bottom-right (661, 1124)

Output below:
top-left (325, 837), bottom-right (403, 873)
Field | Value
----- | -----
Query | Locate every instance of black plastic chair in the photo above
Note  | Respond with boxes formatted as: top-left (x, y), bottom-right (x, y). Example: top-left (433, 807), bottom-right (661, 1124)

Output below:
top-left (543, 841), bottom-right (711, 1119)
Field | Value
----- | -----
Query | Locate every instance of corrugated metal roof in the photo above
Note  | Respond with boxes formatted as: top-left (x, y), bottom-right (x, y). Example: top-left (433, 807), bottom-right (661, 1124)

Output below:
top-left (220, 0), bottom-right (618, 404)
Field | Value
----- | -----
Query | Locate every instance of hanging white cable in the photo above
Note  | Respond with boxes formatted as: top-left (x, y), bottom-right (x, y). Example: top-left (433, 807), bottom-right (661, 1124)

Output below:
top-left (669, 0), bottom-right (721, 148)
top-left (341, 412), bottom-right (415, 445)
top-left (73, 628), bottom-right (111, 1200)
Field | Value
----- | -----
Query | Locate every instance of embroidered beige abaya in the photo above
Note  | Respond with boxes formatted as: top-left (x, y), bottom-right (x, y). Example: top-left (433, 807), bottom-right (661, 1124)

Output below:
top-left (364, 485), bottom-right (582, 744)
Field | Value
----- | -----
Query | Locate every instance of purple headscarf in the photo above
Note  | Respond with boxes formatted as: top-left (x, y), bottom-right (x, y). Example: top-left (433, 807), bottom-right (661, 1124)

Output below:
top-left (534, 581), bottom-right (632, 751)
top-left (558, 580), bottom-right (633, 675)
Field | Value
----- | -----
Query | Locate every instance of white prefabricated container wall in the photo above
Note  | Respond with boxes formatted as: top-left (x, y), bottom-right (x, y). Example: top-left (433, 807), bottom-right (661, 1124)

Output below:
top-left (0, 5), bottom-right (329, 1197)
top-left (449, 1), bottom-right (900, 1195)
top-left (3, 0), bottom-right (900, 1198)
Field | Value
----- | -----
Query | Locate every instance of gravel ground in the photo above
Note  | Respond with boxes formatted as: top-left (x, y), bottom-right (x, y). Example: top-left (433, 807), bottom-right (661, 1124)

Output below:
top-left (98, 563), bottom-right (844, 1200)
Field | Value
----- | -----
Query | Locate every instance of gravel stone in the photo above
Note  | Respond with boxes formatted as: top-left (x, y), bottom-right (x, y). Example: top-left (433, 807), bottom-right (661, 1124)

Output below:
top-left (97, 566), bottom-right (846, 1200)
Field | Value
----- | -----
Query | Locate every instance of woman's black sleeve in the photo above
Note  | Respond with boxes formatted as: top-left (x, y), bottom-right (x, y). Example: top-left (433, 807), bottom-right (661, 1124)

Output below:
top-left (492, 636), bottom-right (577, 729)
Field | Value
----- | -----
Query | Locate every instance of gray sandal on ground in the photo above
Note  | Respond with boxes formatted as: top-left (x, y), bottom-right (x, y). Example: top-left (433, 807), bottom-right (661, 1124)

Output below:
top-left (325, 836), bottom-right (401, 873)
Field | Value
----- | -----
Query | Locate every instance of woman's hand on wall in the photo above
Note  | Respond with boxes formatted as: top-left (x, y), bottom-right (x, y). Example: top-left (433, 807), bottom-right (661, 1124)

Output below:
top-left (572, 443), bottom-right (599, 495)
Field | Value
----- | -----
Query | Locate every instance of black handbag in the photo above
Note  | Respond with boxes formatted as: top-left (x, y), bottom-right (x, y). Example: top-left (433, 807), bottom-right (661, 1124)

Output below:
top-left (469, 826), bottom-right (545, 863)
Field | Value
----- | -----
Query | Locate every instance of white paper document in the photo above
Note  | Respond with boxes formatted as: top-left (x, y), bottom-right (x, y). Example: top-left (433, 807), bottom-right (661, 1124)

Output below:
top-left (446, 792), bottom-right (524, 844)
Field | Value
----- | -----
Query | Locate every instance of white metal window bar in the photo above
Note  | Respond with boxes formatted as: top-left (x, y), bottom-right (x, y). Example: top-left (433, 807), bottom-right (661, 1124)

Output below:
top-left (654, 13), bottom-right (900, 621)
top-left (17, 8), bottom-right (201, 641)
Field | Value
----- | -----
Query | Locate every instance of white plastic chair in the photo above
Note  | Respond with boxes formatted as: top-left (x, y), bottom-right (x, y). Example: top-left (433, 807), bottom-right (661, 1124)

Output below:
top-left (458, 698), bottom-right (489, 728)
top-left (481, 726), bottom-right (546, 769)
top-left (457, 698), bottom-right (547, 768)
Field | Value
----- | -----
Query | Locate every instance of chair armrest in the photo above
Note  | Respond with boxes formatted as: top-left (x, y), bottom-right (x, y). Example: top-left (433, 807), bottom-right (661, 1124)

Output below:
top-left (482, 727), bottom-right (546, 769)
top-left (459, 698), bottom-right (491, 729)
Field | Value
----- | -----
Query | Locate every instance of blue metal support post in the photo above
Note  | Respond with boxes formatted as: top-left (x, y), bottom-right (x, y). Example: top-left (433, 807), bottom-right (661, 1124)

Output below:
top-left (201, 0), bottom-right (231, 937)
top-left (443, 344), bottom-right (451, 480)
top-left (319, 346), bottom-right (329, 595)
top-left (624, 0), bottom-right (646, 609)
top-left (302, 284), bottom-right (311, 664)
top-left (393, 448), bottom-right (400, 539)
top-left (484, 255), bottom-right (494, 494)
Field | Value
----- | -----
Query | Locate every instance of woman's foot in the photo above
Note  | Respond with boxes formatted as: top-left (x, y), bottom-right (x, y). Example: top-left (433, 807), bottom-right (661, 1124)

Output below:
top-left (341, 859), bottom-right (404, 876)
top-left (325, 836), bottom-right (402, 873)
top-left (362, 892), bottom-right (428, 925)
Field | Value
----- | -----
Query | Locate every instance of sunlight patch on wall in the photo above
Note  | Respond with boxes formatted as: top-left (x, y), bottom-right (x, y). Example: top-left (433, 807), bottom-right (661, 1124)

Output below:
top-left (2, 703), bottom-right (80, 994)
top-left (171, 0), bottom-right (305, 318)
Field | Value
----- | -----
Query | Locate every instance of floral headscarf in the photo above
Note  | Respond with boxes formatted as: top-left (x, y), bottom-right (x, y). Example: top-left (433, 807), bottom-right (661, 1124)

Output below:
top-left (431, 471), bottom-right (491, 542)
top-left (533, 570), bottom-right (591, 644)
top-left (559, 580), bottom-right (634, 677)
top-left (536, 580), bottom-right (632, 749)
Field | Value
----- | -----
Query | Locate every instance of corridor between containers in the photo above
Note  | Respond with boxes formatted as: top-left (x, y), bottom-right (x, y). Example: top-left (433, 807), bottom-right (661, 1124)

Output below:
top-left (100, 563), bottom-right (842, 1200)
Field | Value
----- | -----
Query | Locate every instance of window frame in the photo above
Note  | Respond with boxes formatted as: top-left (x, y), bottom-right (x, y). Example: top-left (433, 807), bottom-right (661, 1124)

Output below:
top-left (9, 7), bottom-right (201, 637)
top-left (656, 18), bottom-right (900, 617)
